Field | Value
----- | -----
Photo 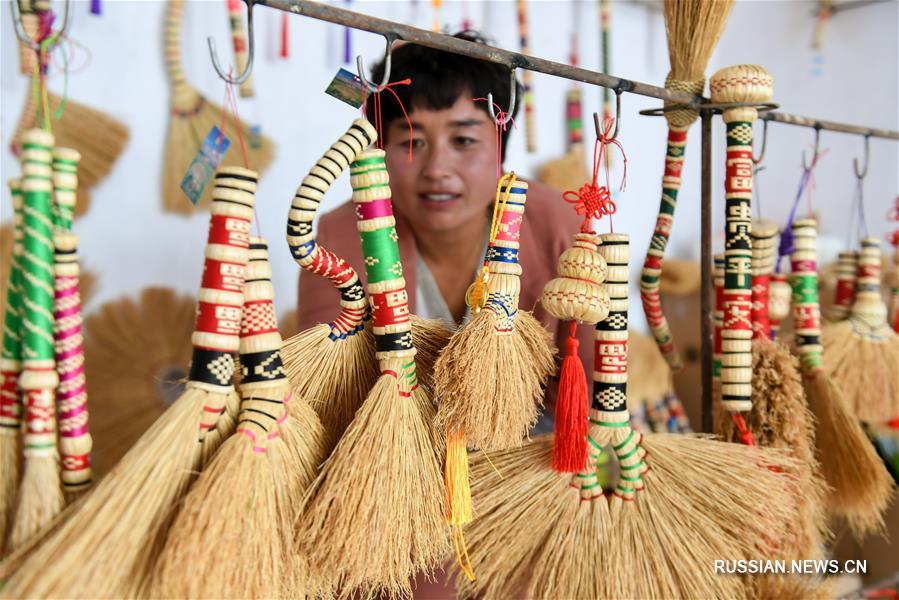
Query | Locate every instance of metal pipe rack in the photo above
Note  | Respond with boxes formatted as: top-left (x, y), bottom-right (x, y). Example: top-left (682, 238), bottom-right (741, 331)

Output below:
top-left (253, 0), bottom-right (899, 431)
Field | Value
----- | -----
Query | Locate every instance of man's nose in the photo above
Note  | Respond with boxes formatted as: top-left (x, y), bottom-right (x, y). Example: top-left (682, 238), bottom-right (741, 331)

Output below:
top-left (421, 141), bottom-right (452, 180)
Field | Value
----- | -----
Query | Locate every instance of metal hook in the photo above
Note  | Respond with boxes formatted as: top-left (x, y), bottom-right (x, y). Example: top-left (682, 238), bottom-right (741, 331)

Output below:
top-left (208, 0), bottom-right (255, 85)
top-left (801, 123), bottom-right (822, 170)
top-left (486, 67), bottom-right (518, 127)
top-left (356, 34), bottom-right (395, 93)
top-left (10, 0), bottom-right (71, 53)
top-left (752, 118), bottom-right (769, 165)
top-left (593, 87), bottom-right (622, 141)
top-left (853, 134), bottom-right (870, 181)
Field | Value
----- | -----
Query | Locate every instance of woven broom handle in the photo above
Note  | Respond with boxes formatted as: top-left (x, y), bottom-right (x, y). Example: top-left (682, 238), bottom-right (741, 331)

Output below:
top-left (713, 254), bottom-right (725, 384)
top-left (565, 88), bottom-right (583, 150)
top-left (20, 128), bottom-right (59, 458)
top-left (287, 119), bottom-right (377, 340)
top-left (850, 238), bottom-right (886, 325)
top-left (0, 181), bottom-right (24, 434)
top-left (187, 166), bottom-right (255, 395)
top-left (351, 150), bottom-right (419, 395)
top-left (750, 221), bottom-right (778, 339)
top-left (592, 233), bottom-right (629, 420)
top-left (789, 219), bottom-right (824, 375)
top-left (52, 148), bottom-right (80, 231)
top-left (710, 64), bottom-right (773, 413)
top-left (641, 125), bottom-right (689, 370)
top-left (484, 179), bottom-right (527, 327)
top-left (516, 0), bottom-right (536, 153)
top-left (164, 0), bottom-right (186, 86)
top-left (53, 232), bottom-right (91, 489)
top-left (833, 251), bottom-right (858, 321)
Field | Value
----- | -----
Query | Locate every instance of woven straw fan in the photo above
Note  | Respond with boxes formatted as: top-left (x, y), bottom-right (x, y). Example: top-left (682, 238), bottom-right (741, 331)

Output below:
top-left (162, 0), bottom-right (274, 214)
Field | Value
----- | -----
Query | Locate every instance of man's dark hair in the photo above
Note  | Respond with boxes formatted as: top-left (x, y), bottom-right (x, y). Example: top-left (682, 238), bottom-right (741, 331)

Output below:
top-left (363, 31), bottom-right (521, 162)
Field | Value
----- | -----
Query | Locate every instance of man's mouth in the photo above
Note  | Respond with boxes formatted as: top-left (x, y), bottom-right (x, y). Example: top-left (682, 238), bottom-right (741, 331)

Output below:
top-left (420, 193), bottom-right (461, 203)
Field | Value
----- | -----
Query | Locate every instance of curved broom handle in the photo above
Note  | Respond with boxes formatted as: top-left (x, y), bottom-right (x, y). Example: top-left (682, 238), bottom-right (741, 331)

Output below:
top-left (286, 118), bottom-right (377, 340)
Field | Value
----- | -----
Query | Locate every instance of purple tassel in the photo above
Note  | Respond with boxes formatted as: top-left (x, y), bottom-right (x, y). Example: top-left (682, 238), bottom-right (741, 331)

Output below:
top-left (90, 0), bottom-right (101, 15)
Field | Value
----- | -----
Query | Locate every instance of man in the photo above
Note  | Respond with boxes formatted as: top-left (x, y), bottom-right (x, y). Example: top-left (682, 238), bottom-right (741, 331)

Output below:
top-left (297, 33), bottom-right (593, 427)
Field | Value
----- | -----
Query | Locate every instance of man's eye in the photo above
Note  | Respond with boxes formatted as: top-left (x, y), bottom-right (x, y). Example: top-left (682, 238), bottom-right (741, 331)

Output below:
top-left (454, 137), bottom-right (476, 147)
top-left (408, 138), bottom-right (425, 149)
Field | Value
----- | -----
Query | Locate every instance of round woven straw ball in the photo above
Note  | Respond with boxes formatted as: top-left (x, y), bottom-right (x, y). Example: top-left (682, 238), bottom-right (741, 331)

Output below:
top-left (769, 276), bottom-right (793, 322)
top-left (540, 277), bottom-right (610, 324)
top-left (709, 64), bottom-right (773, 121)
top-left (558, 233), bottom-right (607, 283)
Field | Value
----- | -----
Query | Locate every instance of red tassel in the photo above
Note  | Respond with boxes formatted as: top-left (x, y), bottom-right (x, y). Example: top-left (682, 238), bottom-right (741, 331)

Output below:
top-left (280, 13), bottom-right (289, 59)
top-left (552, 322), bottom-right (588, 472)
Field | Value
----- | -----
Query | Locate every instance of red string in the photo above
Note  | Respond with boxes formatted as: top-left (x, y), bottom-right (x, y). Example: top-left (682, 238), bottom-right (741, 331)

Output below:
top-left (280, 13), bottom-right (289, 58)
top-left (472, 97), bottom-right (517, 179)
top-left (217, 69), bottom-right (260, 236)
top-left (889, 196), bottom-right (899, 248)
top-left (361, 78), bottom-right (414, 160)
top-left (562, 116), bottom-right (625, 233)
top-left (802, 147), bottom-right (828, 215)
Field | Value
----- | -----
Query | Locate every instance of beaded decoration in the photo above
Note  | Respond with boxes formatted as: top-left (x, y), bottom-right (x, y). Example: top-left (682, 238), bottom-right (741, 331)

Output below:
top-left (286, 118), bottom-right (377, 340)
top-left (709, 64), bottom-right (774, 413)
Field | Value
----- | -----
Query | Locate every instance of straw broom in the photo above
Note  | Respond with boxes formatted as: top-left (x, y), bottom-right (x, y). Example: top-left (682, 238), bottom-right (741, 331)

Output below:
top-left (162, 0), bottom-right (273, 214)
top-left (0, 181), bottom-right (25, 557)
top-left (152, 239), bottom-right (326, 599)
top-left (50, 148), bottom-right (93, 500)
top-left (457, 233), bottom-right (803, 600)
top-left (296, 149), bottom-right (447, 598)
top-left (641, 0), bottom-right (735, 371)
top-left (282, 118), bottom-right (450, 449)
top-left (823, 238), bottom-right (899, 423)
top-left (0, 167), bottom-right (256, 597)
top-left (789, 219), bottom-right (892, 538)
top-left (8, 129), bottom-right (64, 551)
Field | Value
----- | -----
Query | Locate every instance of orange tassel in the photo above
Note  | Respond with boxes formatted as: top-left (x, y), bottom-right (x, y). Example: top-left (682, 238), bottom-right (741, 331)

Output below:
top-left (552, 322), bottom-right (588, 472)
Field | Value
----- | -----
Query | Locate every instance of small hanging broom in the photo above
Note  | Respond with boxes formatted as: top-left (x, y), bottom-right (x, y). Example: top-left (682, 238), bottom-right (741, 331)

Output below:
top-left (152, 238), bottom-right (326, 599)
top-left (282, 118), bottom-right (451, 449)
top-left (8, 129), bottom-right (64, 552)
top-left (0, 166), bottom-right (256, 597)
top-left (641, 0), bottom-right (735, 370)
top-left (828, 250), bottom-right (858, 322)
top-left (790, 219), bottom-right (892, 538)
top-left (457, 233), bottom-right (803, 600)
top-left (162, 0), bottom-right (273, 214)
top-left (296, 149), bottom-right (447, 598)
top-left (0, 181), bottom-right (25, 556)
top-left (823, 238), bottom-right (899, 423)
top-left (50, 148), bottom-right (93, 500)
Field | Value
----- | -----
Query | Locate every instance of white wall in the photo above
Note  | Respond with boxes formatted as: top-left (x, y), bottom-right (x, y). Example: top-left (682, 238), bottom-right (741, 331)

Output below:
top-left (2, 0), bottom-right (896, 331)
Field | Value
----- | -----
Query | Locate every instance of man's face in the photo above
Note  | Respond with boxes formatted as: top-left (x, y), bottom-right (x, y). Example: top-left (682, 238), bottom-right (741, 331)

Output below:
top-left (384, 94), bottom-right (499, 235)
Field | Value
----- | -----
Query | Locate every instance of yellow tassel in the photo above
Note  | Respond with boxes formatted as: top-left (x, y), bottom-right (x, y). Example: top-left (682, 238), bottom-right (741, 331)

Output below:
top-left (465, 266), bottom-right (490, 312)
top-left (445, 429), bottom-right (475, 581)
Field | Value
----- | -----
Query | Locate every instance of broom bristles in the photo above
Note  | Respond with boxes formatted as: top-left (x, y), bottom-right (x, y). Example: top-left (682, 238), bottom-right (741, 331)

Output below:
top-left (0, 432), bottom-right (18, 556)
top-left (0, 387), bottom-right (238, 598)
top-left (163, 86), bottom-right (274, 215)
top-left (296, 374), bottom-right (447, 598)
top-left (804, 371), bottom-right (893, 538)
top-left (434, 310), bottom-right (556, 450)
top-left (7, 455), bottom-right (64, 553)
top-left (664, 0), bottom-right (736, 81)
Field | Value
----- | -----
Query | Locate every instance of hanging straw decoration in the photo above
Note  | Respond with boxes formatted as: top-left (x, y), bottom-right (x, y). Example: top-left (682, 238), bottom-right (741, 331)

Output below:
top-left (8, 129), bottom-right (64, 551)
top-left (153, 239), bottom-right (326, 599)
top-left (282, 119), bottom-right (450, 450)
top-left (640, 0), bottom-right (735, 370)
top-left (790, 219), bottom-right (892, 538)
top-left (824, 238), bottom-right (899, 423)
top-left (829, 250), bottom-right (858, 322)
top-left (1, 167), bottom-right (256, 597)
top-left (457, 233), bottom-right (802, 600)
top-left (296, 149), bottom-right (447, 598)
top-left (0, 181), bottom-right (25, 556)
top-left (516, 0), bottom-right (537, 153)
top-left (162, 0), bottom-right (273, 214)
top-left (50, 147), bottom-right (92, 500)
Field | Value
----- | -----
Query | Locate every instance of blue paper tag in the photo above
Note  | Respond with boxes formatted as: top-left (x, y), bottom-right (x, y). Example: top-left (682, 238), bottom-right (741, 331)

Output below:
top-left (181, 126), bottom-right (231, 205)
top-left (325, 68), bottom-right (365, 108)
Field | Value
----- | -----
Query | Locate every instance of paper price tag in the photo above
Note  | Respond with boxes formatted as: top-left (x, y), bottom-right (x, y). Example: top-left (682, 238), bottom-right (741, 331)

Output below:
top-left (325, 68), bottom-right (365, 108)
top-left (181, 126), bottom-right (231, 205)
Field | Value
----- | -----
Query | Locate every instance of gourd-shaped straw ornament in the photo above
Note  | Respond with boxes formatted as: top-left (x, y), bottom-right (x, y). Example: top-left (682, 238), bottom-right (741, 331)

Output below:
top-left (296, 149), bottom-right (446, 599)
top-left (789, 220), bottom-right (892, 538)
top-left (824, 238), bottom-right (899, 423)
top-left (9, 129), bottom-right (64, 551)
top-left (640, 0), bottom-right (735, 370)
top-left (458, 233), bottom-right (803, 600)
top-left (50, 147), bottom-right (93, 499)
top-left (709, 64), bottom-right (772, 427)
top-left (2, 166), bottom-right (255, 598)
top-left (153, 239), bottom-right (326, 599)
top-left (282, 119), bottom-right (450, 451)
top-left (540, 233), bottom-right (609, 472)
top-left (830, 250), bottom-right (858, 321)
top-left (0, 181), bottom-right (25, 555)
top-left (715, 220), bottom-right (829, 598)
